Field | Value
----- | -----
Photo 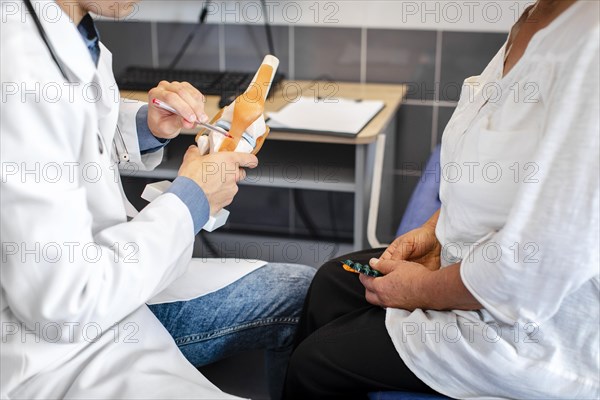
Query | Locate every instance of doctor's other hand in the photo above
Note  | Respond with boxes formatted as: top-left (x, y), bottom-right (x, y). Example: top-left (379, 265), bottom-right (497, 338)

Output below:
top-left (178, 146), bottom-right (258, 215)
top-left (147, 81), bottom-right (209, 139)
top-left (380, 225), bottom-right (441, 271)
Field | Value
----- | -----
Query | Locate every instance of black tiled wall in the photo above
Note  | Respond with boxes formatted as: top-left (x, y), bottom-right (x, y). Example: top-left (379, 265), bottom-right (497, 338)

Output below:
top-left (294, 26), bottom-right (362, 82)
top-left (157, 22), bottom-right (221, 71)
top-left (395, 105), bottom-right (433, 170)
top-left (437, 106), bottom-right (457, 143)
top-left (366, 29), bottom-right (437, 101)
top-left (225, 25), bottom-right (290, 75)
top-left (99, 21), bottom-right (154, 76)
top-left (440, 32), bottom-right (507, 101)
top-left (98, 20), bottom-right (507, 241)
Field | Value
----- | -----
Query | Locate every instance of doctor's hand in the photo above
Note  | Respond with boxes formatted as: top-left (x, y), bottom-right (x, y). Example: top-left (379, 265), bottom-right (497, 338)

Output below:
top-left (147, 81), bottom-right (209, 139)
top-left (359, 258), bottom-right (434, 310)
top-left (178, 146), bottom-right (258, 215)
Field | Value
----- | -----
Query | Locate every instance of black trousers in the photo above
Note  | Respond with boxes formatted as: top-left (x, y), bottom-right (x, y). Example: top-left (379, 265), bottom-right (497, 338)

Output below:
top-left (283, 248), bottom-right (438, 400)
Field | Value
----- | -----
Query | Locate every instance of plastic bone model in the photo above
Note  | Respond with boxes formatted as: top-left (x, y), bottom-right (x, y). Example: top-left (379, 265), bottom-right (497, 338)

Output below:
top-left (196, 55), bottom-right (280, 156)
top-left (141, 56), bottom-right (280, 231)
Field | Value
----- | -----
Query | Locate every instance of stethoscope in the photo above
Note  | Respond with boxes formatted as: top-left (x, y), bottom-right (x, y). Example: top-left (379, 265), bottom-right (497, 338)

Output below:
top-left (24, 0), bottom-right (70, 81)
top-left (23, 0), bottom-right (132, 159)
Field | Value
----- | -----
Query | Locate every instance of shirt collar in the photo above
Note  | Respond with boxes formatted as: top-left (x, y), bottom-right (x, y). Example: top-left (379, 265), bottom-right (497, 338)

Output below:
top-left (76, 13), bottom-right (101, 66)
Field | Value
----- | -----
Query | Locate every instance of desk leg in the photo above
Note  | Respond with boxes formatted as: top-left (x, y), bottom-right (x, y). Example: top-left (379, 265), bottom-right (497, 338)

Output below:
top-left (354, 142), bottom-right (377, 250)
top-left (353, 145), bottom-right (366, 250)
top-left (354, 126), bottom-right (396, 250)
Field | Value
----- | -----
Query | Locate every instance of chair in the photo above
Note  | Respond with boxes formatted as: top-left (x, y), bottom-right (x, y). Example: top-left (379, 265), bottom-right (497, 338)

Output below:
top-left (396, 144), bottom-right (441, 236)
top-left (368, 143), bottom-right (442, 248)
top-left (368, 391), bottom-right (450, 400)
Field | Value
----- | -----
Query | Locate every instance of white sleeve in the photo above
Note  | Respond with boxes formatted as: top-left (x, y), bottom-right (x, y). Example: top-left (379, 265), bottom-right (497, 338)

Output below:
top-left (460, 37), bottom-right (600, 325)
top-left (114, 98), bottom-right (164, 171)
top-left (0, 73), bottom-right (195, 342)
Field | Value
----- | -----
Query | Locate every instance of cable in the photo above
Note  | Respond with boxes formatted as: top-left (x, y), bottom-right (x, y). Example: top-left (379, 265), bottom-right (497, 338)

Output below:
top-left (169, 0), bottom-right (275, 69)
top-left (260, 0), bottom-right (276, 56)
top-left (168, 1), bottom-right (211, 69)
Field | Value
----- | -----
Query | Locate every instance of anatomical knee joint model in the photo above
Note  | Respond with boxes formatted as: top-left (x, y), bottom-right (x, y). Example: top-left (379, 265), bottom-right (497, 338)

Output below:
top-left (196, 55), bottom-right (279, 156)
top-left (142, 55), bottom-right (280, 231)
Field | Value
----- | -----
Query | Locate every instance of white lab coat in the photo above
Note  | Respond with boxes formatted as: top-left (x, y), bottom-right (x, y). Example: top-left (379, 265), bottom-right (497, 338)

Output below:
top-left (0, 1), bottom-right (262, 398)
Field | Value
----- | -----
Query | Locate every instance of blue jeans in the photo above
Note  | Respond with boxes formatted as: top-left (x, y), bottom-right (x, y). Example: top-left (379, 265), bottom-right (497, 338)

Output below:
top-left (148, 263), bottom-right (316, 400)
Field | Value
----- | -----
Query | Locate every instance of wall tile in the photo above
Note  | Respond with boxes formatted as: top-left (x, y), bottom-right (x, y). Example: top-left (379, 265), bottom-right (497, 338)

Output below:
top-left (366, 29), bottom-right (436, 100)
top-left (439, 31), bottom-right (507, 101)
top-left (96, 21), bottom-right (153, 77)
top-left (157, 22), bottom-right (220, 70)
top-left (293, 190), bottom-right (354, 240)
top-left (224, 25), bottom-right (289, 75)
top-left (437, 105), bottom-right (457, 143)
top-left (226, 186), bottom-right (290, 233)
top-left (114, 23), bottom-right (510, 247)
top-left (295, 26), bottom-right (361, 82)
top-left (395, 104), bottom-right (433, 171)
top-left (392, 174), bottom-right (420, 233)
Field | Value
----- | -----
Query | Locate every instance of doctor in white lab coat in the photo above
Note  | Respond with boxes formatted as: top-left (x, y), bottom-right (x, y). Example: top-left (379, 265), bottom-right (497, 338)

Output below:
top-left (0, 1), bottom-right (314, 399)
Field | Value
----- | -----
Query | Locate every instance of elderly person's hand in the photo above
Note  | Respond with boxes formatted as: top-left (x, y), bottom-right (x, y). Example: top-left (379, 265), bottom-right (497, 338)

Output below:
top-left (359, 258), bottom-right (433, 310)
top-left (381, 210), bottom-right (441, 271)
top-left (381, 226), bottom-right (441, 271)
top-left (360, 257), bottom-right (482, 311)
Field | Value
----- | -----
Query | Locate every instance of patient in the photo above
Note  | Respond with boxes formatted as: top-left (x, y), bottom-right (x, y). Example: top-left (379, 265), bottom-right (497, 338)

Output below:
top-left (284, 1), bottom-right (599, 399)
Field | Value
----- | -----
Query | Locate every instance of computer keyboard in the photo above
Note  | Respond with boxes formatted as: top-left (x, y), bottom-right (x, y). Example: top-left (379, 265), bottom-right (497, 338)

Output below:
top-left (117, 66), bottom-right (285, 99)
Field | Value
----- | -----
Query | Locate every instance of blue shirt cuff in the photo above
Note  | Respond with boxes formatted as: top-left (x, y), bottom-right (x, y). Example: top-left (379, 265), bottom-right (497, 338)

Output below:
top-left (166, 177), bottom-right (210, 234)
top-left (136, 104), bottom-right (170, 154)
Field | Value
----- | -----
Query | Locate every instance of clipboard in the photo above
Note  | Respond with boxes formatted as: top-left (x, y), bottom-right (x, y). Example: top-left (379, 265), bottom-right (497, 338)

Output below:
top-left (267, 96), bottom-right (385, 137)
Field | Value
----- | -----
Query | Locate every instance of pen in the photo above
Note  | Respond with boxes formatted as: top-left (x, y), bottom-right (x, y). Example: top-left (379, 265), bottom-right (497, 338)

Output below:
top-left (151, 98), bottom-right (232, 138)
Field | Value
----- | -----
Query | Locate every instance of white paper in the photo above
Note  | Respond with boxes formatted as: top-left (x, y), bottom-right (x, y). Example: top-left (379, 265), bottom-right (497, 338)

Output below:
top-left (267, 96), bottom-right (384, 135)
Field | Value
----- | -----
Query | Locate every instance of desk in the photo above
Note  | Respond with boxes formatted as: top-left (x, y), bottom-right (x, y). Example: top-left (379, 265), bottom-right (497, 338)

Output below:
top-left (121, 81), bottom-right (406, 250)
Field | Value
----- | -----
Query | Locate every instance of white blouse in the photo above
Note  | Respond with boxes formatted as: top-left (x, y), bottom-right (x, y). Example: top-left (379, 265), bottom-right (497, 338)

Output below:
top-left (386, 2), bottom-right (599, 398)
